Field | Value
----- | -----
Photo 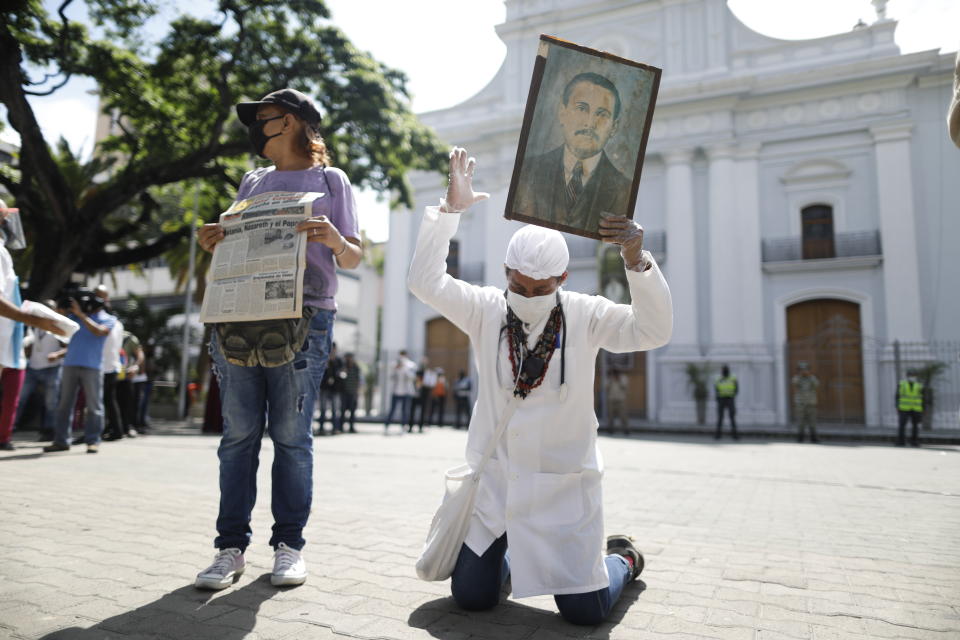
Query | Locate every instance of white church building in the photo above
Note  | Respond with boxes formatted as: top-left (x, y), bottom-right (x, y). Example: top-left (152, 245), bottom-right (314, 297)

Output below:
top-left (381, 0), bottom-right (960, 429)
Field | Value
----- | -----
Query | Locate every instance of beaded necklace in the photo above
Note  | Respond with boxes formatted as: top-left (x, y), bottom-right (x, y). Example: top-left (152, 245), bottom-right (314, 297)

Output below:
top-left (505, 303), bottom-right (564, 399)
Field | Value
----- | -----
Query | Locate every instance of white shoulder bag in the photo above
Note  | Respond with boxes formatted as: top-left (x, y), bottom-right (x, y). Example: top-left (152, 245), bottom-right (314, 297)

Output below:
top-left (415, 396), bottom-right (520, 581)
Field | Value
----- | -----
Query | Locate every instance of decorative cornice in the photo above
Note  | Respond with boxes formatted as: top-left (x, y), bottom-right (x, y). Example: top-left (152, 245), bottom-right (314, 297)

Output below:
top-left (870, 122), bottom-right (913, 143)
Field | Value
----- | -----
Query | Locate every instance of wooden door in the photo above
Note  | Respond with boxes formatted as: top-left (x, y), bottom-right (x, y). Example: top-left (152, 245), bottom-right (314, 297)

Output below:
top-left (425, 316), bottom-right (470, 386)
top-left (786, 299), bottom-right (864, 424)
top-left (596, 350), bottom-right (647, 418)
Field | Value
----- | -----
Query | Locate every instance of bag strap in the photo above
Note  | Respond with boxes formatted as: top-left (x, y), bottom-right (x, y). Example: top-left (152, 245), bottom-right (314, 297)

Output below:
top-left (474, 396), bottom-right (521, 477)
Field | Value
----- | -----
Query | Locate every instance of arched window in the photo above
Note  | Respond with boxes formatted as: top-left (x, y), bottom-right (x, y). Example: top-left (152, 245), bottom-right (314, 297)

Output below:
top-left (801, 204), bottom-right (835, 259)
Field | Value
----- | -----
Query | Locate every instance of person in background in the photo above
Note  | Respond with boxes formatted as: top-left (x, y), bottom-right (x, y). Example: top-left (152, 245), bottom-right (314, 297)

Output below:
top-left (15, 300), bottom-right (67, 442)
top-left (714, 364), bottom-right (739, 441)
top-left (453, 370), bottom-right (472, 430)
top-left (117, 330), bottom-right (145, 437)
top-left (791, 362), bottom-right (819, 444)
top-left (133, 342), bottom-right (156, 433)
top-left (99, 286), bottom-right (126, 442)
top-left (317, 343), bottom-right (343, 435)
top-left (44, 288), bottom-right (117, 454)
top-left (431, 367), bottom-right (447, 426)
top-left (339, 352), bottom-right (361, 434)
top-left (0, 203), bottom-right (68, 451)
top-left (895, 368), bottom-right (924, 447)
top-left (606, 371), bottom-right (629, 434)
top-left (415, 359), bottom-right (436, 432)
top-left (384, 350), bottom-right (416, 434)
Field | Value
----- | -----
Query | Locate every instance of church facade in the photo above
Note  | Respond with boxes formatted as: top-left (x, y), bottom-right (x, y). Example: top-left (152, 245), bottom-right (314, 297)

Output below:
top-left (382, 0), bottom-right (959, 428)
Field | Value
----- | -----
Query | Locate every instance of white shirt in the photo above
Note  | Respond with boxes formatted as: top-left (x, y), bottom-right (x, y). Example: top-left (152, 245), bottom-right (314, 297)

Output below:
top-left (408, 207), bottom-right (672, 598)
top-left (389, 358), bottom-right (417, 397)
top-left (28, 329), bottom-right (65, 370)
top-left (0, 245), bottom-right (24, 370)
top-left (101, 319), bottom-right (124, 374)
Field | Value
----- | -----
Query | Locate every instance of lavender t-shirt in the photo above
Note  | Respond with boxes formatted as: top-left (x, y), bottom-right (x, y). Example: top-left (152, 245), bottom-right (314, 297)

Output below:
top-left (235, 165), bottom-right (359, 310)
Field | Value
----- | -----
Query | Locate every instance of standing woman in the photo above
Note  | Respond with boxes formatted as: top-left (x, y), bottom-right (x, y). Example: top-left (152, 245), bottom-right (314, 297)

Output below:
top-left (195, 89), bottom-right (362, 590)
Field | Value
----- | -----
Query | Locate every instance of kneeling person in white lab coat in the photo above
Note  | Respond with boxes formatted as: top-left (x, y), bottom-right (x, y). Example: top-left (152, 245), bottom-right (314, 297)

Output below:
top-left (407, 148), bottom-right (673, 625)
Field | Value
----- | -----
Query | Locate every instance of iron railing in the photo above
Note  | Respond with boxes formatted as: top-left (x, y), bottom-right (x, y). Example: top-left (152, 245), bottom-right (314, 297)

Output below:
top-left (762, 230), bottom-right (881, 262)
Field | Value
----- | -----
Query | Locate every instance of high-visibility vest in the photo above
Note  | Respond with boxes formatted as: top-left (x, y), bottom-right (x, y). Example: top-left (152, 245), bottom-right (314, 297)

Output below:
top-left (898, 380), bottom-right (923, 412)
top-left (715, 376), bottom-right (737, 398)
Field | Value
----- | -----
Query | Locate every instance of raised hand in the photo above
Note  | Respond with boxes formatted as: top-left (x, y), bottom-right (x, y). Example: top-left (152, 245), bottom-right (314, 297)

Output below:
top-left (598, 213), bottom-right (648, 271)
top-left (441, 147), bottom-right (490, 213)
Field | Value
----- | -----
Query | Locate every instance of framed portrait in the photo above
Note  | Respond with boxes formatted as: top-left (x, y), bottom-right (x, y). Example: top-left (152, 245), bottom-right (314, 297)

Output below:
top-left (505, 35), bottom-right (661, 240)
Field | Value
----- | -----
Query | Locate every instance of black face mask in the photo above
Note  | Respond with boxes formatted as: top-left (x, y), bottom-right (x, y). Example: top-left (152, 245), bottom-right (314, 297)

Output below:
top-left (248, 115), bottom-right (284, 157)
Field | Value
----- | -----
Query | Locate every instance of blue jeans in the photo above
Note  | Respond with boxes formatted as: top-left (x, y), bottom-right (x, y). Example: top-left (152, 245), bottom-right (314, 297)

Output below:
top-left (53, 366), bottom-right (104, 446)
top-left (450, 534), bottom-right (632, 626)
top-left (384, 394), bottom-right (412, 428)
top-left (16, 365), bottom-right (62, 432)
top-left (209, 308), bottom-right (334, 551)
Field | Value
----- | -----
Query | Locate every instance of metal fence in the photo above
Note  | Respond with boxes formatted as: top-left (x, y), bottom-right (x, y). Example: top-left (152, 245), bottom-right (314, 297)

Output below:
top-left (762, 230), bottom-right (881, 262)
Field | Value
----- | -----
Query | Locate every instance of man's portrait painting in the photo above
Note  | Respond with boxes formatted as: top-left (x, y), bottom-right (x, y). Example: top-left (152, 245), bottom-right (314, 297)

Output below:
top-left (506, 36), bottom-right (661, 240)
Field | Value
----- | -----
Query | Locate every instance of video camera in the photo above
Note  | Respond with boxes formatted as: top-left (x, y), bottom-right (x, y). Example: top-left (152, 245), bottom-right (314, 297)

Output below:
top-left (56, 284), bottom-right (106, 315)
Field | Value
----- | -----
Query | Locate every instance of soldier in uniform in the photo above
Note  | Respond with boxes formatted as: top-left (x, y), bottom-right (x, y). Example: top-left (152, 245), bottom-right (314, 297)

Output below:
top-left (791, 362), bottom-right (820, 443)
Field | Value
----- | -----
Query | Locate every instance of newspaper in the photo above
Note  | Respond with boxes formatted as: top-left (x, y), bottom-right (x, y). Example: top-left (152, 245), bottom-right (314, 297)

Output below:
top-left (199, 191), bottom-right (324, 323)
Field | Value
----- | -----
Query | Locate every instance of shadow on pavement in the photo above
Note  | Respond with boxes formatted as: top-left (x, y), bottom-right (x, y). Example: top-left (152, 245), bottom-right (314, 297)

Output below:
top-left (38, 576), bottom-right (281, 639)
top-left (408, 580), bottom-right (645, 639)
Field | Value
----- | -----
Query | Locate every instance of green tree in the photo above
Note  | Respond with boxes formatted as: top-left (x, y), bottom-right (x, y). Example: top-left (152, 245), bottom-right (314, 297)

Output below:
top-left (0, 0), bottom-right (447, 299)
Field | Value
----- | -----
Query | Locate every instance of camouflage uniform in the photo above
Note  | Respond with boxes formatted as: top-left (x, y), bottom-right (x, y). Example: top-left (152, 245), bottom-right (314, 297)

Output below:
top-left (791, 373), bottom-right (819, 442)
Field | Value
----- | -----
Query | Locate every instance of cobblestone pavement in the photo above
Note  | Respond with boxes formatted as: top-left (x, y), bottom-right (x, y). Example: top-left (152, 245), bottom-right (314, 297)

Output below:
top-left (1, 425), bottom-right (958, 639)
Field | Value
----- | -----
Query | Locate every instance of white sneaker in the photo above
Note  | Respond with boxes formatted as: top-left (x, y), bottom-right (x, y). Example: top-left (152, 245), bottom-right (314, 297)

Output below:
top-left (271, 542), bottom-right (307, 586)
top-left (195, 548), bottom-right (245, 590)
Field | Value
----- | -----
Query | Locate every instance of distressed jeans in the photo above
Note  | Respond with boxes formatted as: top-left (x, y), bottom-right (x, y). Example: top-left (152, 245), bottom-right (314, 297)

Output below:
top-left (451, 534), bottom-right (633, 625)
top-left (209, 308), bottom-right (334, 551)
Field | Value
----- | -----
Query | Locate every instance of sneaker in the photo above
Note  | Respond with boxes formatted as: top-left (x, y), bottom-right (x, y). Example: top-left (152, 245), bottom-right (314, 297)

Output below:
top-left (0, 441), bottom-right (14, 451)
top-left (86, 444), bottom-right (99, 454)
top-left (271, 542), bottom-right (307, 586)
top-left (195, 548), bottom-right (245, 590)
top-left (606, 534), bottom-right (644, 582)
top-left (42, 442), bottom-right (70, 453)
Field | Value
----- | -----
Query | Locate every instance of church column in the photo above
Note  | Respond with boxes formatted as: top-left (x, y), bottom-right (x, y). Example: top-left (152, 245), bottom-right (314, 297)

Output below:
top-left (664, 148), bottom-right (698, 351)
top-left (707, 143), bottom-right (741, 352)
top-left (733, 143), bottom-right (764, 344)
top-left (382, 208), bottom-right (413, 355)
top-left (871, 123), bottom-right (924, 342)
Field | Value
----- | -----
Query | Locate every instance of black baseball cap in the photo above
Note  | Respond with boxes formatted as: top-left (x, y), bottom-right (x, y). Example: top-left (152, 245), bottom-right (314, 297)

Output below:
top-left (236, 88), bottom-right (322, 128)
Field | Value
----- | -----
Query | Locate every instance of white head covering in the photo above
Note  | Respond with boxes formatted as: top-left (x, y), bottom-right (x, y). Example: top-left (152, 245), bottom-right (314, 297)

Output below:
top-left (504, 225), bottom-right (569, 280)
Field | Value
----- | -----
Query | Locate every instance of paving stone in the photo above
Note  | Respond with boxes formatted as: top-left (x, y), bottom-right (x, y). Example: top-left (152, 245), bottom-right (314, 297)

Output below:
top-left (1, 429), bottom-right (957, 639)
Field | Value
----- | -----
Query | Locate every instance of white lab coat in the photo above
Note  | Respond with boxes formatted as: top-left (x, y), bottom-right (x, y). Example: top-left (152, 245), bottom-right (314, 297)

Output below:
top-left (408, 208), bottom-right (672, 598)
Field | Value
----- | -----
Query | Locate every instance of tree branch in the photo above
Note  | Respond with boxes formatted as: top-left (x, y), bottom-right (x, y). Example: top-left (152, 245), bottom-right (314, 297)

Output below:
top-left (0, 27), bottom-right (74, 226)
top-left (80, 150), bottom-right (228, 223)
top-left (23, 0), bottom-right (75, 95)
top-left (100, 190), bottom-right (158, 243)
top-left (78, 228), bottom-right (190, 271)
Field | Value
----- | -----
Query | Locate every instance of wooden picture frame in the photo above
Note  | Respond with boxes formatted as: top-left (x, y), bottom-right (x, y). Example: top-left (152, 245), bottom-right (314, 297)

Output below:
top-left (505, 35), bottom-right (661, 240)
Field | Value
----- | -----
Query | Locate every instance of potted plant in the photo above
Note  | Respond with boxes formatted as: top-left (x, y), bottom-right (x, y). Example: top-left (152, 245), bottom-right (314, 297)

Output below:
top-left (685, 362), bottom-right (711, 425)
top-left (915, 361), bottom-right (948, 430)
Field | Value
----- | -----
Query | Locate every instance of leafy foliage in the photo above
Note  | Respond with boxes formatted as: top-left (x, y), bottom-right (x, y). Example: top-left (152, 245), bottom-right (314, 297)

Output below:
top-left (1, 0), bottom-right (448, 298)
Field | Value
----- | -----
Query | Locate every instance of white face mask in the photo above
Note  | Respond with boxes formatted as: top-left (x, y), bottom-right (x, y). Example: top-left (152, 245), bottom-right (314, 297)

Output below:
top-left (506, 290), bottom-right (557, 325)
